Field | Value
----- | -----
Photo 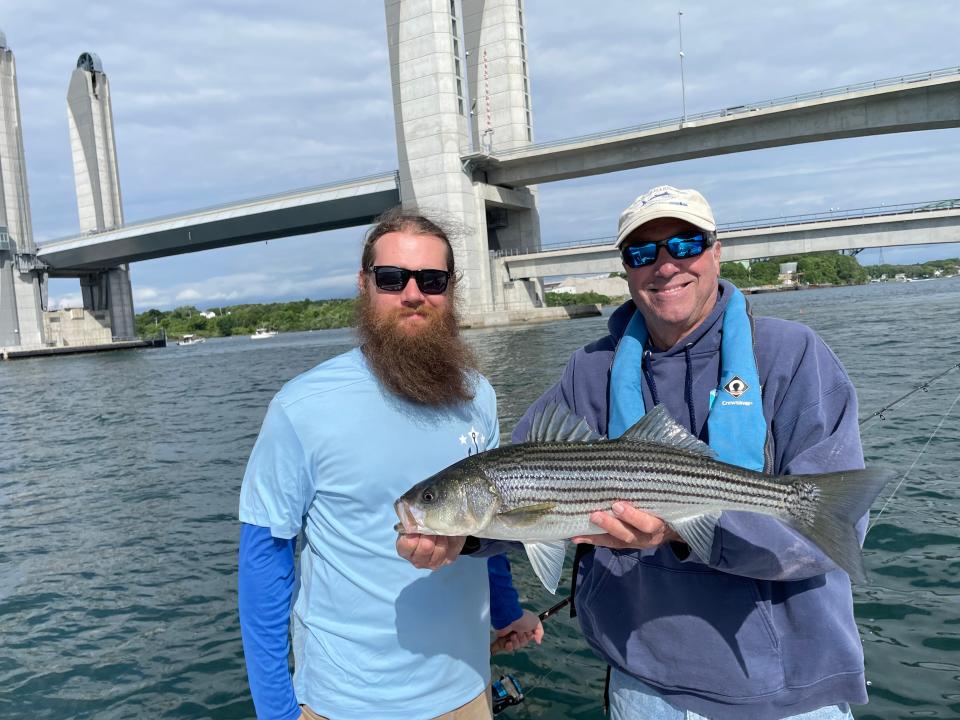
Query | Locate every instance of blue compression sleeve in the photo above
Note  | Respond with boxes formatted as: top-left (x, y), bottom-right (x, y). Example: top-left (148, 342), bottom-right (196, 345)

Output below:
top-left (488, 554), bottom-right (523, 630)
top-left (238, 523), bottom-right (301, 720)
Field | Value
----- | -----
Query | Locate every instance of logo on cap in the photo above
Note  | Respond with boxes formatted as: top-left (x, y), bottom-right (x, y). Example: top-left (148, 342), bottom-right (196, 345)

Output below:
top-left (723, 376), bottom-right (749, 398)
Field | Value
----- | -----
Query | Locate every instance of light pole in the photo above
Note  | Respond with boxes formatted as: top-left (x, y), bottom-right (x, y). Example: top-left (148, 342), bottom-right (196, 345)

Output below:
top-left (678, 11), bottom-right (687, 123)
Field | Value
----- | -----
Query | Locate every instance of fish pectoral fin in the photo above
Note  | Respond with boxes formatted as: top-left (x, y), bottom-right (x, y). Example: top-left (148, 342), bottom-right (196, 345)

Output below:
top-left (621, 405), bottom-right (715, 457)
top-left (523, 540), bottom-right (567, 594)
top-left (498, 502), bottom-right (556, 528)
top-left (670, 512), bottom-right (721, 564)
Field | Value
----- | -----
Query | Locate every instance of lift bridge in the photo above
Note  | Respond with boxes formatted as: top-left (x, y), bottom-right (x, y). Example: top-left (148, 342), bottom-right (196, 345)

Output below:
top-left (1, 10), bottom-right (959, 355)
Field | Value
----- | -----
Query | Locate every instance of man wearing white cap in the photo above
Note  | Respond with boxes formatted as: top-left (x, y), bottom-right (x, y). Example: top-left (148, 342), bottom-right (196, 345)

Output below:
top-left (512, 185), bottom-right (870, 719)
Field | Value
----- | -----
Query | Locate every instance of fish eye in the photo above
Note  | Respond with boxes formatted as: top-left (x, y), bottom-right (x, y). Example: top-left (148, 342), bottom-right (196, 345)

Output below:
top-left (421, 488), bottom-right (436, 503)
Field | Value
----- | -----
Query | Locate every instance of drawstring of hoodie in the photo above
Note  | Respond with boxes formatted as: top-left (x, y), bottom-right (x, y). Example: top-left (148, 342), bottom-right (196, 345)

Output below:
top-left (642, 348), bottom-right (659, 405)
top-left (684, 343), bottom-right (697, 432)
top-left (641, 342), bottom-right (698, 433)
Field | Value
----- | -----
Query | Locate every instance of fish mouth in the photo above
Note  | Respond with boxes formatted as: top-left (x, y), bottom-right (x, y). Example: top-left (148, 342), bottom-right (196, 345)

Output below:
top-left (393, 499), bottom-right (430, 534)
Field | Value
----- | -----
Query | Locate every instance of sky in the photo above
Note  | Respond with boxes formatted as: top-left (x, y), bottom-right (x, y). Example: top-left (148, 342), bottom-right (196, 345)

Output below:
top-left (3, 0), bottom-right (958, 311)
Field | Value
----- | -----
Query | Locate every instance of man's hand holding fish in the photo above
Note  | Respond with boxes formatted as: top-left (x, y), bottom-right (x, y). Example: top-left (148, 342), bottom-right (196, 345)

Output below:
top-left (395, 530), bottom-right (466, 570)
top-left (571, 501), bottom-right (683, 550)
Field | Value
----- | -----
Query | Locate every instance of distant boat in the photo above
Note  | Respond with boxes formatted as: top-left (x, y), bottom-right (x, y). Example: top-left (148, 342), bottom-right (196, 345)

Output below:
top-left (178, 334), bottom-right (205, 346)
top-left (250, 328), bottom-right (278, 340)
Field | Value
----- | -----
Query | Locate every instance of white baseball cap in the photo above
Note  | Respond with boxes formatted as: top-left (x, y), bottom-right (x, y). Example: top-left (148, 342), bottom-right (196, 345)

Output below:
top-left (615, 185), bottom-right (717, 248)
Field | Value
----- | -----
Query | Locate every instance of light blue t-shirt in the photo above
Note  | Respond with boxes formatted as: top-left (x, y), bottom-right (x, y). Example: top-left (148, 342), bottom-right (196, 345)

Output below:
top-left (239, 347), bottom-right (499, 719)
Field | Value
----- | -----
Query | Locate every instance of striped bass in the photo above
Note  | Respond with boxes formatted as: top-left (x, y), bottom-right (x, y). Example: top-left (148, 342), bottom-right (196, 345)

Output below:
top-left (395, 404), bottom-right (894, 593)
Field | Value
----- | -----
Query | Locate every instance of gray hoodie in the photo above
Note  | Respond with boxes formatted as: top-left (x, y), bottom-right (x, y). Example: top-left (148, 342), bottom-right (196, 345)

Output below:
top-left (512, 280), bottom-right (869, 719)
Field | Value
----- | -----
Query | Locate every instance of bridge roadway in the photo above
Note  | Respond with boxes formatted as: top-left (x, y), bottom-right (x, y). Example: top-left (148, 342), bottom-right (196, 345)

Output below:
top-left (35, 68), bottom-right (960, 274)
top-left (464, 68), bottom-right (960, 186)
top-left (498, 200), bottom-right (960, 280)
top-left (38, 172), bottom-right (399, 272)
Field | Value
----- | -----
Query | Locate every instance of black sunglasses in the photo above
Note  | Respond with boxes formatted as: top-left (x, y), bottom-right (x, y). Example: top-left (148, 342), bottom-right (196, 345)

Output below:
top-left (620, 231), bottom-right (715, 269)
top-left (367, 265), bottom-right (451, 295)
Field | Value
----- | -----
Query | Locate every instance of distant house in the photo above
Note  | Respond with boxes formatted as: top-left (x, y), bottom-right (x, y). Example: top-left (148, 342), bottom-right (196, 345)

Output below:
top-left (200, 310), bottom-right (217, 319)
top-left (778, 262), bottom-right (798, 286)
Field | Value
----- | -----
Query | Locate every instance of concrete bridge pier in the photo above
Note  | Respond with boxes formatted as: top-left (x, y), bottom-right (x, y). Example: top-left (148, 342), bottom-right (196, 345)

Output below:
top-left (0, 231), bottom-right (45, 348)
top-left (386, 0), bottom-right (555, 325)
top-left (78, 265), bottom-right (135, 339)
top-left (67, 51), bottom-right (136, 340)
top-left (0, 33), bottom-right (45, 349)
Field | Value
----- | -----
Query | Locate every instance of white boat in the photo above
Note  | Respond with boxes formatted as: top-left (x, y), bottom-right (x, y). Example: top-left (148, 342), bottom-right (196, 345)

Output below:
top-left (250, 328), bottom-right (278, 340)
top-left (178, 334), bottom-right (205, 346)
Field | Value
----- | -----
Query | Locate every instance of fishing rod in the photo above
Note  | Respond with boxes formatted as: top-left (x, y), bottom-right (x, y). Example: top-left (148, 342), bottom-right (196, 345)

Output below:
top-left (506, 359), bottom-right (959, 626)
top-left (492, 358), bottom-right (960, 714)
top-left (858, 360), bottom-right (960, 426)
top-left (854, 357), bottom-right (960, 530)
top-left (490, 596), bottom-right (571, 656)
top-left (490, 596), bottom-right (573, 714)
top-left (867, 370), bottom-right (960, 533)
top-left (536, 596), bottom-right (571, 622)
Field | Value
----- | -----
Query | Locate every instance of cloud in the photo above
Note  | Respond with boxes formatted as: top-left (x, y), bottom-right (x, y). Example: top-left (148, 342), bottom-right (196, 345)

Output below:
top-left (5, 0), bottom-right (960, 308)
top-left (174, 288), bottom-right (204, 302)
top-left (53, 293), bottom-right (83, 309)
top-left (133, 287), bottom-right (160, 303)
top-left (125, 269), bottom-right (359, 311)
top-left (121, 257), bottom-right (361, 310)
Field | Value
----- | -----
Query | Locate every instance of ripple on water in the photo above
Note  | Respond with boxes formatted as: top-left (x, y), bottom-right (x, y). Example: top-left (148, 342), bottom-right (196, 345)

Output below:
top-left (2, 284), bottom-right (959, 718)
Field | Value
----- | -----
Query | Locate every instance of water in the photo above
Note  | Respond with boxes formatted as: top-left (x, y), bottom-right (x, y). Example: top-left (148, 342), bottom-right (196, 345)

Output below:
top-left (1, 279), bottom-right (958, 719)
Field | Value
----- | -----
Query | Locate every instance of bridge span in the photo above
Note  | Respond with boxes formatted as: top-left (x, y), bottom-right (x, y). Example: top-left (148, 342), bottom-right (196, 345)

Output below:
top-left (37, 68), bottom-right (960, 279)
top-left (39, 172), bottom-right (399, 273)
top-left (499, 200), bottom-right (960, 280)
top-left (463, 68), bottom-right (960, 187)
top-left (4, 4), bottom-right (960, 353)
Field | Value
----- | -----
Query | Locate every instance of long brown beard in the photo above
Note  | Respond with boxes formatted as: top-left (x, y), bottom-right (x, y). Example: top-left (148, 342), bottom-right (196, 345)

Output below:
top-left (356, 290), bottom-right (477, 407)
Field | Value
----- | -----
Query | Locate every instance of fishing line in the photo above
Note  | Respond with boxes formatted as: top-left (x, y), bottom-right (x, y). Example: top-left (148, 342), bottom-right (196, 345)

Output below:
top-left (500, 358), bottom-right (960, 711)
top-left (867, 382), bottom-right (960, 534)
top-left (856, 357), bottom-right (959, 533)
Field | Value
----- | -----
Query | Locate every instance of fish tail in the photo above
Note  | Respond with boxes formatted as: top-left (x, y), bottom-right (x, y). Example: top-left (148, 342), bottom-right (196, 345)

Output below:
top-left (785, 466), bottom-right (896, 583)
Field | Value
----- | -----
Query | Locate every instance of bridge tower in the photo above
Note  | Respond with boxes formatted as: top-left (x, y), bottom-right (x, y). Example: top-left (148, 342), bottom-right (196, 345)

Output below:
top-left (67, 52), bottom-right (136, 339)
top-left (385, 0), bottom-right (542, 321)
top-left (0, 30), bottom-right (45, 349)
top-left (462, 0), bottom-right (540, 244)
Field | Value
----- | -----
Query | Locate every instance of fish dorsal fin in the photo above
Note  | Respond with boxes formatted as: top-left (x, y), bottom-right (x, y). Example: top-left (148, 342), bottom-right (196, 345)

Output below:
top-left (621, 404), bottom-right (714, 457)
top-left (525, 403), bottom-right (603, 444)
top-left (523, 540), bottom-right (567, 594)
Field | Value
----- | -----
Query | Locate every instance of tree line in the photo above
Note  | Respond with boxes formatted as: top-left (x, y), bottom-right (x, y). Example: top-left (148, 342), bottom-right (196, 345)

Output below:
top-left (720, 251), bottom-right (869, 288)
top-left (136, 299), bottom-right (355, 339)
top-left (864, 258), bottom-right (958, 280)
top-left (721, 252), bottom-right (958, 288)
top-left (138, 253), bottom-right (958, 336)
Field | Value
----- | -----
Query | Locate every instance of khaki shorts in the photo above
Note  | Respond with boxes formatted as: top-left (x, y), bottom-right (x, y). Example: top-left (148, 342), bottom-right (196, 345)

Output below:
top-left (300, 687), bottom-right (493, 720)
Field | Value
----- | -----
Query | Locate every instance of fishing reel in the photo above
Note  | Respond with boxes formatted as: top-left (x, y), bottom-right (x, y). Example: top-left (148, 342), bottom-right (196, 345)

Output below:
top-left (492, 674), bottom-right (524, 715)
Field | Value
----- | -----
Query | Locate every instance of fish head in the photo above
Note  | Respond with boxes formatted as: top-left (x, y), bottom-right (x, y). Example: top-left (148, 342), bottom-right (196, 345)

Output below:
top-left (394, 463), bottom-right (501, 536)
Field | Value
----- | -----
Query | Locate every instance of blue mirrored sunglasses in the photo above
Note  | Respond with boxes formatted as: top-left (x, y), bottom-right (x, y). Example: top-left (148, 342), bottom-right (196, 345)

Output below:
top-left (620, 231), bottom-right (714, 269)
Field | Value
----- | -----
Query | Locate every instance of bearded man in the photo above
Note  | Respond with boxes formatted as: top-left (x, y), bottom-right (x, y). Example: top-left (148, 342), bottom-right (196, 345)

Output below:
top-left (238, 209), bottom-right (541, 720)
